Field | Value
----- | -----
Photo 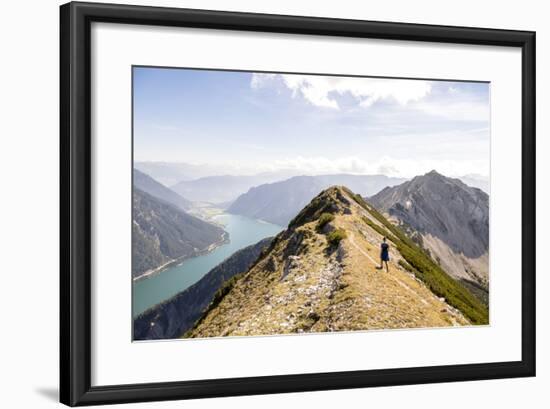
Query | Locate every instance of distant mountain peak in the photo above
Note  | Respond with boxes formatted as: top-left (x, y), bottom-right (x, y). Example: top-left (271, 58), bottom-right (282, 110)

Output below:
top-left (416, 169), bottom-right (449, 183)
top-left (410, 170), bottom-right (470, 191)
top-left (369, 171), bottom-right (489, 287)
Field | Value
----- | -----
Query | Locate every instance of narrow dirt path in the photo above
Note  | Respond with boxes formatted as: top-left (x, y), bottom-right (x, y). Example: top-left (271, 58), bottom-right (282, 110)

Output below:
top-left (348, 232), bottom-right (379, 265)
top-left (347, 232), bottom-right (430, 305)
top-left (333, 228), bottom-right (466, 329)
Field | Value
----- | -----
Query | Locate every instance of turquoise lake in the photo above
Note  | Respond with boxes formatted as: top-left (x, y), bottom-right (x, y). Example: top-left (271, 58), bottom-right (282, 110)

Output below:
top-left (133, 214), bottom-right (284, 317)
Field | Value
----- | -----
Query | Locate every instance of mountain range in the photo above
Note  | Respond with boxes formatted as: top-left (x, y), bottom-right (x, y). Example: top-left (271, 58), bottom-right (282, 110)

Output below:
top-left (132, 188), bottom-right (226, 278)
top-left (171, 175), bottom-right (269, 204)
top-left (135, 161), bottom-right (299, 188)
top-left (227, 174), bottom-right (405, 226)
top-left (134, 161), bottom-right (226, 186)
top-left (134, 168), bottom-right (192, 211)
top-left (184, 186), bottom-right (487, 338)
top-left (369, 170), bottom-right (489, 298)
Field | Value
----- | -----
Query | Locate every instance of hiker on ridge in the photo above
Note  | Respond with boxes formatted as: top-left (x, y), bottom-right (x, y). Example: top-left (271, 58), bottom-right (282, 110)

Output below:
top-left (379, 237), bottom-right (390, 272)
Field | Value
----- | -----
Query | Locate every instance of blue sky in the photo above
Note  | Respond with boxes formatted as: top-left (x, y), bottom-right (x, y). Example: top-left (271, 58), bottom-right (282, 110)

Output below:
top-left (133, 67), bottom-right (490, 178)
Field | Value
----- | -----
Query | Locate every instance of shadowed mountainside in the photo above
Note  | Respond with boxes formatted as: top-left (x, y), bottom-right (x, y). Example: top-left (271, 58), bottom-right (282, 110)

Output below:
top-left (134, 237), bottom-right (273, 340)
top-left (132, 188), bottom-right (226, 278)
top-left (369, 170), bottom-right (489, 290)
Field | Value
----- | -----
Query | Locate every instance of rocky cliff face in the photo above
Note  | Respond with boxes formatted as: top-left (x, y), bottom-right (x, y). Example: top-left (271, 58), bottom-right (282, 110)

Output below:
top-left (134, 237), bottom-right (272, 340)
top-left (369, 170), bottom-right (489, 293)
top-left (187, 186), bottom-right (487, 339)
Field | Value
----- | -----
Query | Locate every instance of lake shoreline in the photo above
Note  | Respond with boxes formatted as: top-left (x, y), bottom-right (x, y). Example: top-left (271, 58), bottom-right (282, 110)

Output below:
top-left (133, 214), bottom-right (284, 317)
top-left (132, 231), bottom-right (230, 282)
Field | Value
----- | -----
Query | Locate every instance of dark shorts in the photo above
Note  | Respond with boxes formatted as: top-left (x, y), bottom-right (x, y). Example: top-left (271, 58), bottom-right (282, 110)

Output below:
top-left (381, 252), bottom-right (389, 262)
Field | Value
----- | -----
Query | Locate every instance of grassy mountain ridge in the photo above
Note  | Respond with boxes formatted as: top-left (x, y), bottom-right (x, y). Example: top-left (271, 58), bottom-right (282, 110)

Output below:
top-left (186, 186), bottom-right (487, 338)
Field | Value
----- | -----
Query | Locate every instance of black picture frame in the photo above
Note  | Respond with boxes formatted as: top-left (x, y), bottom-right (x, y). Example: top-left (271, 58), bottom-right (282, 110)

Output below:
top-left (60, 1), bottom-right (536, 406)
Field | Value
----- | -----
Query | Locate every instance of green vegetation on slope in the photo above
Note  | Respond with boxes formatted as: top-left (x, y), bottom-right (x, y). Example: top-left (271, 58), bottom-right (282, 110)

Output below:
top-left (347, 191), bottom-right (489, 325)
top-left (182, 234), bottom-right (285, 338)
top-left (398, 259), bottom-right (414, 273)
top-left (288, 196), bottom-right (334, 229)
top-left (316, 212), bottom-right (335, 232)
top-left (327, 228), bottom-right (347, 246)
top-left (182, 271), bottom-right (245, 338)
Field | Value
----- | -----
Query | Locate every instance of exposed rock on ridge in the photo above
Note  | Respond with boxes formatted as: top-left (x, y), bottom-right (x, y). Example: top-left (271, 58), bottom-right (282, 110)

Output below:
top-left (187, 186), bottom-right (487, 338)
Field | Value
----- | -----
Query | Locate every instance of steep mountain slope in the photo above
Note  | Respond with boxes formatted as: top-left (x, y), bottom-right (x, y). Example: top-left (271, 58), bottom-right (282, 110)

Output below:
top-left (134, 237), bottom-right (273, 340)
top-left (132, 188), bottom-right (227, 278)
top-left (369, 170), bottom-right (489, 293)
top-left (227, 174), bottom-right (405, 226)
top-left (227, 176), bottom-right (326, 226)
top-left (186, 186), bottom-right (487, 338)
top-left (134, 168), bottom-right (192, 211)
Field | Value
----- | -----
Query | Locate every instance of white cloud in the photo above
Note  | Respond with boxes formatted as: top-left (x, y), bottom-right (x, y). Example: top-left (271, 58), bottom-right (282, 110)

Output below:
top-left (139, 155), bottom-right (488, 181)
top-left (250, 73), bottom-right (277, 89)
top-left (251, 73), bottom-right (432, 110)
top-left (247, 155), bottom-right (489, 179)
top-left (415, 100), bottom-right (490, 122)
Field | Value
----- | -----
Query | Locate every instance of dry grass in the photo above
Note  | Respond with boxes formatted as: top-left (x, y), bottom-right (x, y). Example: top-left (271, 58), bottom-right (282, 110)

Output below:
top-left (187, 187), bottom-right (470, 339)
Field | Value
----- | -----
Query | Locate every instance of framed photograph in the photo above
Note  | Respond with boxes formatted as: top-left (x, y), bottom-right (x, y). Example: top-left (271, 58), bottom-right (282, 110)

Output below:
top-left (60, 1), bottom-right (536, 406)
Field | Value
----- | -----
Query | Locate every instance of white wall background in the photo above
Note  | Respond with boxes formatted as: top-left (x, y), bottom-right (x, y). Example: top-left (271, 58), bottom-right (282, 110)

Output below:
top-left (0, 0), bottom-right (546, 408)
